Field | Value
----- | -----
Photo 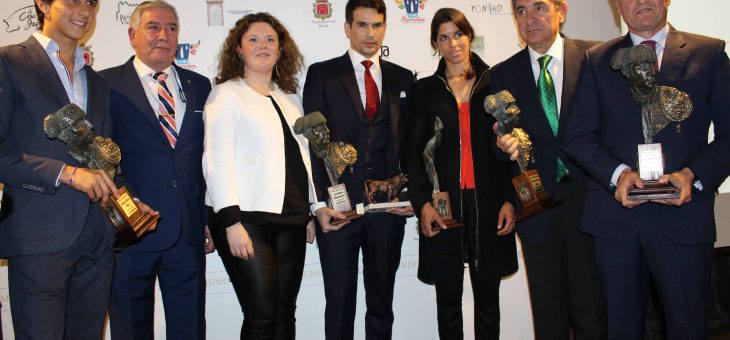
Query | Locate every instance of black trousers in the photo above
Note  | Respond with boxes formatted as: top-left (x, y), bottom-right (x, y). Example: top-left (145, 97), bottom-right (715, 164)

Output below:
top-left (520, 180), bottom-right (606, 340)
top-left (435, 274), bottom-right (501, 340)
top-left (210, 216), bottom-right (306, 340)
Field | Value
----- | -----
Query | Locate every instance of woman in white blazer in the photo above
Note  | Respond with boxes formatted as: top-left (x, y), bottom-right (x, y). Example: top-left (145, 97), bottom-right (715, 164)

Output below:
top-left (203, 13), bottom-right (316, 340)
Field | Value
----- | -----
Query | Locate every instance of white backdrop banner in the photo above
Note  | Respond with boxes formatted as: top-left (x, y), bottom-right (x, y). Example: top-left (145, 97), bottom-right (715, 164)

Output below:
top-left (0, 0), bottom-right (535, 339)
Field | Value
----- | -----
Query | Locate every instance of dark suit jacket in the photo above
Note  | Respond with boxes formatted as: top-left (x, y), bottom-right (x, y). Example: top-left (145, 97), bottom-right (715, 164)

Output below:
top-left (564, 28), bottom-right (730, 244)
top-left (100, 58), bottom-right (211, 251)
top-left (489, 36), bottom-right (599, 245)
top-left (302, 52), bottom-right (414, 203)
top-left (0, 37), bottom-right (113, 257)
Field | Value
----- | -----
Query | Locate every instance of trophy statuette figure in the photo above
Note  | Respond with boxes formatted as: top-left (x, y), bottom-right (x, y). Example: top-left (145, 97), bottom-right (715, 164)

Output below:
top-left (294, 111), bottom-right (362, 224)
top-left (611, 44), bottom-right (693, 200)
top-left (422, 116), bottom-right (463, 229)
top-left (44, 103), bottom-right (160, 248)
top-left (486, 90), bottom-right (559, 221)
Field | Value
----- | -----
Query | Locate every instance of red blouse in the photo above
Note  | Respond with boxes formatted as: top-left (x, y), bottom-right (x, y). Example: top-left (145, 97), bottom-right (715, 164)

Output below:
top-left (459, 102), bottom-right (475, 189)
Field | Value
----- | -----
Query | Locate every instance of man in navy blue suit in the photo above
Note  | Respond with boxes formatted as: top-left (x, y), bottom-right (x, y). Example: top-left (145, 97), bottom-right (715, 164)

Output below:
top-left (302, 1), bottom-right (414, 339)
top-left (0, 0), bottom-right (128, 338)
top-left (100, 1), bottom-right (213, 339)
top-left (490, 1), bottom-right (605, 338)
top-left (564, 0), bottom-right (730, 338)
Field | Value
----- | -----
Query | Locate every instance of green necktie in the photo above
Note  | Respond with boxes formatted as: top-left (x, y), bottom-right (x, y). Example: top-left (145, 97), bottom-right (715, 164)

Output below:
top-left (537, 55), bottom-right (568, 182)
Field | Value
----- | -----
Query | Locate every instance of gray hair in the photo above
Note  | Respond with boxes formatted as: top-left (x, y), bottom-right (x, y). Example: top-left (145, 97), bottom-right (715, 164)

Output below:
top-left (611, 44), bottom-right (656, 77)
top-left (129, 1), bottom-right (179, 31)
top-left (294, 111), bottom-right (328, 134)
top-left (511, 0), bottom-right (566, 11)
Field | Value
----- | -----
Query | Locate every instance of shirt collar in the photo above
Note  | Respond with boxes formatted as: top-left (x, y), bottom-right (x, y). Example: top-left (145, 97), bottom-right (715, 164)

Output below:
top-left (348, 48), bottom-right (380, 70)
top-left (133, 56), bottom-right (175, 80)
top-left (528, 34), bottom-right (564, 66)
top-left (33, 31), bottom-right (87, 73)
top-left (629, 24), bottom-right (669, 47)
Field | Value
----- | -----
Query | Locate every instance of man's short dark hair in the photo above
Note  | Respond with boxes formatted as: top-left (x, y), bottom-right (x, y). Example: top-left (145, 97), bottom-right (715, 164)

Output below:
top-left (345, 0), bottom-right (387, 24)
top-left (35, 0), bottom-right (53, 30)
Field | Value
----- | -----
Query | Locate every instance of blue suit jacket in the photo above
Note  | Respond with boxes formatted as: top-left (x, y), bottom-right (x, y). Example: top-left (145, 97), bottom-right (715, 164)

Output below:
top-left (0, 37), bottom-right (113, 257)
top-left (489, 36), bottom-right (599, 245)
top-left (100, 58), bottom-right (211, 251)
top-left (564, 28), bottom-right (730, 244)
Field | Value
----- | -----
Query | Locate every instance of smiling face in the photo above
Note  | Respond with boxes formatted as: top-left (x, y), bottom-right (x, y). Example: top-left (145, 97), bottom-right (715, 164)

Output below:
top-left (36, 0), bottom-right (98, 47)
top-left (514, 0), bottom-right (566, 54)
top-left (129, 6), bottom-right (179, 72)
top-left (616, 0), bottom-right (670, 38)
top-left (435, 21), bottom-right (471, 66)
top-left (345, 7), bottom-right (386, 59)
top-left (237, 22), bottom-right (280, 78)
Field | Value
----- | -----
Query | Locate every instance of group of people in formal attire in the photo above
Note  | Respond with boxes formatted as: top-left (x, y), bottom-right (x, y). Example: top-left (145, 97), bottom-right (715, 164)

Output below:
top-left (0, 0), bottom-right (727, 339)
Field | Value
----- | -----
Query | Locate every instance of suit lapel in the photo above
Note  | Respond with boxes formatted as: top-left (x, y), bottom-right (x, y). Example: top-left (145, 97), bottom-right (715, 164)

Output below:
top-left (21, 37), bottom-right (69, 106)
top-left (380, 59), bottom-right (400, 153)
top-left (557, 37), bottom-right (587, 137)
top-left (338, 53), bottom-right (367, 122)
top-left (174, 65), bottom-right (196, 147)
top-left (118, 58), bottom-right (170, 145)
top-left (658, 27), bottom-right (689, 83)
top-left (84, 67), bottom-right (107, 128)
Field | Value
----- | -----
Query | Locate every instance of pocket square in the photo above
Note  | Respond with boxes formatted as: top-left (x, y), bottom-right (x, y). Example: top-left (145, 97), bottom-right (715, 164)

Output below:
top-left (399, 91), bottom-right (406, 98)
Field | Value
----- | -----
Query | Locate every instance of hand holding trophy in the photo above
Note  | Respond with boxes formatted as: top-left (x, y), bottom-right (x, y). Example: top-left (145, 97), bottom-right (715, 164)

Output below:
top-left (294, 111), bottom-right (362, 225)
top-left (610, 44), bottom-right (693, 200)
top-left (44, 104), bottom-right (160, 248)
top-left (485, 90), bottom-right (559, 221)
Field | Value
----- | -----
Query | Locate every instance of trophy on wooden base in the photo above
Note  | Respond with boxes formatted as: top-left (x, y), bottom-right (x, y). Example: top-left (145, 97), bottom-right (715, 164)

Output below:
top-left (294, 111), bottom-right (362, 225)
top-left (423, 116), bottom-right (463, 230)
top-left (44, 104), bottom-right (160, 248)
top-left (486, 91), bottom-right (559, 222)
top-left (611, 45), bottom-right (692, 200)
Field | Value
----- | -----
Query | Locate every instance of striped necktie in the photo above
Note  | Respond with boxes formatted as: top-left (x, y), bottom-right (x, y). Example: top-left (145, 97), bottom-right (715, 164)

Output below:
top-left (153, 72), bottom-right (177, 148)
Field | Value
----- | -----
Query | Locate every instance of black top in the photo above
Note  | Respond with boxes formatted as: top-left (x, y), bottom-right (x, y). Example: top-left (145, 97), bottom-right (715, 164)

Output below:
top-left (216, 96), bottom-right (310, 228)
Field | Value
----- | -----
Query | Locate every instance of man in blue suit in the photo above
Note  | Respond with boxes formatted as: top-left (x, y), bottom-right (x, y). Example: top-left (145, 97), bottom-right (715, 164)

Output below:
top-left (564, 0), bottom-right (730, 338)
top-left (490, 1), bottom-right (605, 338)
top-left (100, 1), bottom-right (213, 339)
top-left (0, 0), bottom-right (121, 338)
top-left (303, 1), bottom-right (414, 339)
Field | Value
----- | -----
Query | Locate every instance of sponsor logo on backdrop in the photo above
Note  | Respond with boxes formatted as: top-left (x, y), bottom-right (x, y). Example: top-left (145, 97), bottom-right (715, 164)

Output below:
top-left (206, 0), bottom-right (224, 26)
top-left (3, 5), bottom-right (38, 33)
top-left (380, 45), bottom-right (390, 58)
top-left (311, 0), bottom-right (336, 27)
top-left (82, 44), bottom-right (94, 67)
top-left (471, 36), bottom-right (485, 55)
top-left (116, 1), bottom-right (139, 25)
top-left (394, 0), bottom-right (427, 24)
top-left (471, 2), bottom-right (512, 15)
top-left (176, 40), bottom-right (201, 70)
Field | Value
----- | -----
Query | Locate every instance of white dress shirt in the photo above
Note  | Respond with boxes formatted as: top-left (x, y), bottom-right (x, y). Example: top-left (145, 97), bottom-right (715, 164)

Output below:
top-left (348, 48), bottom-right (382, 110)
top-left (528, 35), bottom-right (565, 116)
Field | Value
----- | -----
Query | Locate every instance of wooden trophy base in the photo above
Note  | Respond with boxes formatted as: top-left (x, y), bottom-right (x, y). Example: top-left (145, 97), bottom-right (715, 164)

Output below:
top-left (108, 187), bottom-right (160, 248)
top-left (430, 191), bottom-right (463, 230)
top-left (331, 209), bottom-right (363, 226)
top-left (513, 170), bottom-right (561, 222)
top-left (628, 180), bottom-right (680, 200)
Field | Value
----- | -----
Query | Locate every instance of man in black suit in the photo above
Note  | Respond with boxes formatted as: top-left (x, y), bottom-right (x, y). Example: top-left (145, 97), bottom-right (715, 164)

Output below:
top-left (563, 0), bottom-right (730, 338)
top-left (302, 0), bottom-right (414, 339)
top-left (100, 1), bottom-right (213, 339)
top-left (490, 1), bottom-right (605, 339)
top-left (0, 0), bottom-right (125, 338)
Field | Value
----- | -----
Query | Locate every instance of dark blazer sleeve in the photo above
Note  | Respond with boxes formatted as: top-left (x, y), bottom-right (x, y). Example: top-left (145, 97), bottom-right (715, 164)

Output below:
top-left (0, 49), bottom-right (63, 194)
top-left (685, 40), bottom-right (730, 192)
top-left (403, 79), bottom-right (435, 216)
top-left (302, 63), bottom-right (330, 204)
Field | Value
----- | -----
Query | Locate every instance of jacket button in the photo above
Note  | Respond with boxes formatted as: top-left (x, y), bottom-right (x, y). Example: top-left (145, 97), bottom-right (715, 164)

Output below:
top-left (172, 180), bottom-right (178, 188)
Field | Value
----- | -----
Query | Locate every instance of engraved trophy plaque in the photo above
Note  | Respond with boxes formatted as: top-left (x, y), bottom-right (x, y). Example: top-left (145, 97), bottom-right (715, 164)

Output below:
top-left (423, 116), bottom-right (463, 229)
top-left (611, 45), bottom-right (692, 200)
top-left (44, 104), bottom-right (160, 248)
top-left (486, 90), bottom-right (559, 221)
top-left (294, 111), bottom-right (362, 225)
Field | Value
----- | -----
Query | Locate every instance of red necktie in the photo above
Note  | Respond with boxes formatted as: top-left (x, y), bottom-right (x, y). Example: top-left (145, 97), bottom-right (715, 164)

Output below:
top-left (361, 60), bottom-right (379, 122)
top-left (153, 72), bottom-right (177, 148)
top-left (641, 40), bottom-right (659, 71)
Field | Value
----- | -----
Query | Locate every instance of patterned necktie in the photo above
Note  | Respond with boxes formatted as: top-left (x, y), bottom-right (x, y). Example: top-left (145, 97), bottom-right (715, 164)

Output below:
top-left (641, 39), bottom-right (659, 71)
top-left (537, 55), bottom-right (567, 182)
top-left (361, 60), bottom-right (380, 122)
top-left (153, 72), bottom-right (178, 148)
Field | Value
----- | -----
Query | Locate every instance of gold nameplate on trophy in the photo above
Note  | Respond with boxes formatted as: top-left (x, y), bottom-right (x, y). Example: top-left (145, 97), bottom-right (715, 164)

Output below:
top-left (430, 191), bottom-right (463, 230)
top-left (512, 169), bottom-right (559, 222)
top-left (107, 187), bottom-right (160, 248)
